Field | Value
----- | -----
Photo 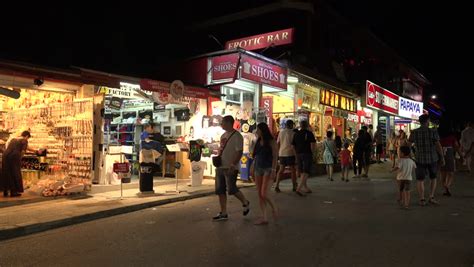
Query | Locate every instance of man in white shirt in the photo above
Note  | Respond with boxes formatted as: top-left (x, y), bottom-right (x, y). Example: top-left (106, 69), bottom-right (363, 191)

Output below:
top-left (212, 115), bottom-right (250, 221)
top-left (275, 120), bottom-right (297, 192)
top-left (461, 121), bottom-right (474, 173)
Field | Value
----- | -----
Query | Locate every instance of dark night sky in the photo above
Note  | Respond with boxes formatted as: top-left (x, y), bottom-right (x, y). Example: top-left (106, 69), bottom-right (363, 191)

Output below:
top-left (1, 1), bottom-right (471, 125)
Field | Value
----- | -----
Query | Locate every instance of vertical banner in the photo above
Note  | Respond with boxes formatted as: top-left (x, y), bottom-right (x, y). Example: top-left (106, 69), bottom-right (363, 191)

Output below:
top-left (261, 96), bottom-right (273, 133)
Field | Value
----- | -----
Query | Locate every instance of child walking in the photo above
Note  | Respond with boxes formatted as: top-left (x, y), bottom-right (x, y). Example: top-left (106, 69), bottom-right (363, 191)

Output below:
top-left (340, 143), bottom-right (352, 182)
top-left (391, 146), bottom-right (416, 209)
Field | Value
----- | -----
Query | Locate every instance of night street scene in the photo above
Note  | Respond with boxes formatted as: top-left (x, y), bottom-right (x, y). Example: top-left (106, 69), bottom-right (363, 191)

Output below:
top-left (0, 1), bottom-right (473, 266)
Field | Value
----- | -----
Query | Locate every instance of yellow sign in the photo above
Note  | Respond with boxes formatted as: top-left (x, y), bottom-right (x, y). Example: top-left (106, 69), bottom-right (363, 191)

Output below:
top-left (320, 89), bottom-right (356, 112)
top-left (241, 156), bottom-right (248, 164)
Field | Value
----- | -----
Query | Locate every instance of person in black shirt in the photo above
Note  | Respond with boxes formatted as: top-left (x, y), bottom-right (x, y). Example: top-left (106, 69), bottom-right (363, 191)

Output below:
top-left (361, 125), bottom-right (373, 178)
top-left (292, 120), bottom-right (316, 196)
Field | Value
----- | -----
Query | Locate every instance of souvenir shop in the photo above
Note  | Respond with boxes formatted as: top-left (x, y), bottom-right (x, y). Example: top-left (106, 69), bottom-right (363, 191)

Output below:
top-left (0, 70), bottom-right (94, 197)
top-left (203, 50), bottom-right (288, 179)
top-left (96, 79), bottom-right (211, 185)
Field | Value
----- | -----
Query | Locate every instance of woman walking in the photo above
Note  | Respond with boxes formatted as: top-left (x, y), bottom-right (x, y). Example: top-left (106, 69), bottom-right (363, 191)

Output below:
top-left (439, 126), bottom-right (460, 196)
top-left (251, 123), bottom-right (278, 225)
top-left (323, 131), bottom-right (338, 181)
top-left (387, 131), bottom-right (398, 168)
top-left (1, 131), bottom-right (33, 197)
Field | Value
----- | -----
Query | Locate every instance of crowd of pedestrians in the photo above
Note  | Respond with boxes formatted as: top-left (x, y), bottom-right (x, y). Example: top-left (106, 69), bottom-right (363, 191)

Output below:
top-left (211, 114), bottom-right (474, 224)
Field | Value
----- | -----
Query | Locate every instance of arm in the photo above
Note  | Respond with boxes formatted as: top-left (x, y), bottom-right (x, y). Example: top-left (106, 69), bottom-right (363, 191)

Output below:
top-left (272, 140), bottom-right (278, 174)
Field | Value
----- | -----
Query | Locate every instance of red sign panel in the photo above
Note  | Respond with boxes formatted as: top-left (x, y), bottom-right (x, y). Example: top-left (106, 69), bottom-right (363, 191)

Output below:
top-left (240, 55), bottom-right (287, 90)
top-left (261, 96), bottom-right (273, 133)
top-left (366, 80), bottom-right (399, 115)
top-left (140, 79), bottom-right (209, 99)
top-left (211, 53), bottom-right (239, 82)
top-left (113, 163), bottom-right (130, 173)
top-left (225, 28), bottom-right (294, 51)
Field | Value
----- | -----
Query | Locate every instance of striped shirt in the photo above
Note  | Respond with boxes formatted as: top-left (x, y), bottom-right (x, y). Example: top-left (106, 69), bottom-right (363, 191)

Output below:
top-left (408, 126), bottom-right (440, 164)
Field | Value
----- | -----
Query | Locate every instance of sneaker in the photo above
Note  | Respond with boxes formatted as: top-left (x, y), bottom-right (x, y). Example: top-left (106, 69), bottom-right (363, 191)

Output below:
top-left (212, 213), bottom-right (228, 221)
top-left (429, 198), bottom-right (440, 205)
top-left (419, 199), bottom-right (426, 206)
top-left (243, 201), bottom-right (250, 216)
top-left (295, 191), bottom-right (306, 197)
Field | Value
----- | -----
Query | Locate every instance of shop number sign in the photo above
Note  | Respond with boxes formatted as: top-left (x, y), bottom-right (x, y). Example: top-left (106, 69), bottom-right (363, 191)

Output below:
top-left (366, 80), bottom-right (399, 115)
top-left (113, 163), bottom-right (130, 173)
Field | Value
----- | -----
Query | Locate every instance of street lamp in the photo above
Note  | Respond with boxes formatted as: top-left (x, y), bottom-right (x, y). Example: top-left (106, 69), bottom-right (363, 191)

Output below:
top-left (431, 95), bottom-right (437, 99)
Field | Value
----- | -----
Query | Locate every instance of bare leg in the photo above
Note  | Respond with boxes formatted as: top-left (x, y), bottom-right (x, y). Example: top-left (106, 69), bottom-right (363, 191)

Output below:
top-left (329, 165), bottom-right (333, 179)
top-left (417, 180), bottom-right (425, 201)
top-left (396, 180), bottom-right (402, 202)
top-left (234, 191), bottom-right (248, 206)
top-left (290, 166), bottom-right (297, 188)
top-left (429, 179), bottom-right (437, 199)
top-left (254, 175), bottom-right (266, 221)
top-left (403, 191), bottom-right (411, 207)
top-left (446, 172), bottom-right (454, 188)
top-left (262, 174), bottom-right (277, 221)
top-left (218, 194), bottom-right (227, 214)
top-left (275, 164), bottom-right (284, 190)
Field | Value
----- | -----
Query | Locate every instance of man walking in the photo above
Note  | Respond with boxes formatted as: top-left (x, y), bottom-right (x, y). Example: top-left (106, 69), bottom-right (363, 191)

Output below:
top-left (374, 126), bottom-right (384, 163)
top-left (408, 114), bottom-right (445, 206)
top-left (292, 120), bottom-right (316, 196)
top-left (460, 121), bottom-right (474, 173)
top-left (361, 125), bottom-right (373, 178)
top-left (212, 116), bottom-right (250, 221)
top-left (275, 120), bottom-right (297, 192)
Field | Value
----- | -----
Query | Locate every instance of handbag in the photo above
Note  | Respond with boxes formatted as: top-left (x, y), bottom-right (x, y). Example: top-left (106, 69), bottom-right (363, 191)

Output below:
top-left (212, 131), bottom-right (236, 167)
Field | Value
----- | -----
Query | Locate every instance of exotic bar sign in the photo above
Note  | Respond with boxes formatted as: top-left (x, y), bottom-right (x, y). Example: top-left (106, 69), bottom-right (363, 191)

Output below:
top-left (225, 28), bottom-right (294, 51)
top-left (240, 54), bottom-right (287, 90)
top-left (366, 80), bottom-right (399, 115)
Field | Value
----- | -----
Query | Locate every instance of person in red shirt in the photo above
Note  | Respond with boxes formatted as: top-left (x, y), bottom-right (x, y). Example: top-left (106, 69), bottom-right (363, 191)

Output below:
top-left (439, 126), bottom-right (461, 196)
top-left (340, 142), bottom-right (352, 182)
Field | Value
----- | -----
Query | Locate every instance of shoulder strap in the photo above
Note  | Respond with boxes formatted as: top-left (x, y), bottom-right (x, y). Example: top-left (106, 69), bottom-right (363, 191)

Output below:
top-left (219, 130), bottom-right (236, 155)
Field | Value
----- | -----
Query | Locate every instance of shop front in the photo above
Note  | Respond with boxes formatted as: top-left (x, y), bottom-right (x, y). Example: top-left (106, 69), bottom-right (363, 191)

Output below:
top-left (396, 96), bottom-right (423, 134)
top-left (0, 67), bottom-right (95, 197)
top-left (94, 79), bottom-right (211, 186)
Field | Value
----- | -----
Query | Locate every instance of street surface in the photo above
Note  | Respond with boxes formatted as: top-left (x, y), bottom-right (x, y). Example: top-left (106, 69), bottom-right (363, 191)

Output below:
top-left (1, 164), bottom-right (473, 267)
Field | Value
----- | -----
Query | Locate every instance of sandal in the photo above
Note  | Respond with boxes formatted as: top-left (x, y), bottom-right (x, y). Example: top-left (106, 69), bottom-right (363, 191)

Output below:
top-left (429, 197), bottom-right (440, 205)
top-left (295, 191), bottom-right (306, 197)
top-left (254, 218), bottom-right (269, 225)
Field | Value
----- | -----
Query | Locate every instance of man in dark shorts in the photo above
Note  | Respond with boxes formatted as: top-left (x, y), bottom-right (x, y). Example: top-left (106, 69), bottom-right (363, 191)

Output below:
top-left (408, 114), bottom-right (445, 206)
top-left (292, 120), bottom-right (316, 196)
top-left (360, 125), bottom-right (373, 178)
top-left (275, 120), bottom-right (297, 192)
top-left (374, 126), bottom-right (384, 163)
top-left (212, 116), bottom-right (250, 221)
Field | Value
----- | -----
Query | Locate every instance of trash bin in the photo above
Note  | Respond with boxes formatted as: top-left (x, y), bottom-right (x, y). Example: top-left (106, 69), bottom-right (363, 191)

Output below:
top-left (139, 163), bottom-right (155, 192)
top-left (239, 153), bottom-right (253, 181)
top-left (190, 161), bottom-right (206, 186)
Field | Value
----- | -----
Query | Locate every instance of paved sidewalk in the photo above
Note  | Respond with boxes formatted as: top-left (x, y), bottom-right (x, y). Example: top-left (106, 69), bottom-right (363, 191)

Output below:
top-left (0, 161), bottom-right (401, 241)
top-left (0, 178), bottom-right (253, 241)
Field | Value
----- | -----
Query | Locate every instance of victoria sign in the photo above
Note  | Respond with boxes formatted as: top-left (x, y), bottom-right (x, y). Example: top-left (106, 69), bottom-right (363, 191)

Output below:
top-left (366, 80), bottom-right (399, 115)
